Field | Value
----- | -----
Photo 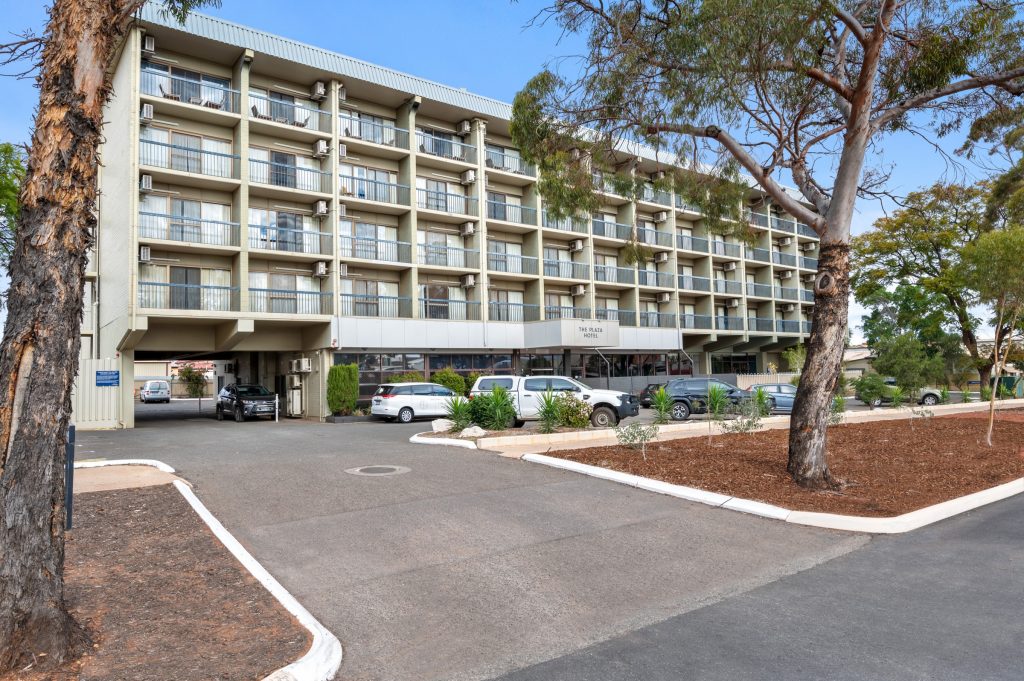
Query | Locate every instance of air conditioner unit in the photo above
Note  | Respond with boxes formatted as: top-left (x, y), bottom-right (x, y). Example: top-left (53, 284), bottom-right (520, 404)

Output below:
top-left (723, 262), bottom-right (737, 272)
top-left (337, 84), bottom-right (347, 101)
top-left (779, 237), bottom-right (793, 247)
top-left (800, 242), bottom-right (817, 252)
top-left (313, 261), bottom-right (329, 277)
top-left (782, 304), bottom-right (796, 313)
top-left (656, 291), bottom-right (671, 304)
top-left (310, 81), bottom-right (327, 102)
top-left (460, 274), bottom-right (477, 288)
top-left (142, 35), bottom-right (156, 56)
top-left (654, 210), bottom-right (669, 223)
top-left (337, 203), bottom-right (347, 218)
top-left (312, 200), bottom-right (329, 218)
top-left (652, 170), bottom-right (666, 181)
top-left (312, 139), bottom-right (329, 159)
top-left (460, 169), bottom-right (476, 185)
top-left (288, 374), bottom-right (302, 389)
top-left (570, 284), bottom-right (587, 297)
top-left (779, 270), bottom-right (793, 280)
top-left (460, 221), bottom-right (476, 237)
top-left (139, 103), bottom-right (154, 125)
top-left (801, 273), bottom-right (815, 283)
top-left (654, 251), bottom-right (669, 264)
top-left (224, 363), bottom-right (234, 375)
top-left (290, 357), bottom-right (312, 373)
top-left (726, 299), bottom-right (741, 308)
top-left (338, 263), bottom-right (349, 277)
top-left (457, 120), bottom-right (472, 136)
top-left (138, 246), bottom-right (151, 263)
top-left (568, 239), bottom-right (584, 253)
top-left (139, 174), bottom-right (153, 193)
top-left (335, 144), bottom-right (348, 162)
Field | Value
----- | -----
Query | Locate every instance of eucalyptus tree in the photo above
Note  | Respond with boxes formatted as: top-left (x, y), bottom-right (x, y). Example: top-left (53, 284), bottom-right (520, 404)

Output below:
top-left (0, 0), bottom-right (218, 670)
top-left (511, 0), bottom-right (1024, 489)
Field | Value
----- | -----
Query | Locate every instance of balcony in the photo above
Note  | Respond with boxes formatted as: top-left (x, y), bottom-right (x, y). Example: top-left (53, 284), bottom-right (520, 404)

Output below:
top-left (591, 172), bottom-right (621, 196)
top-left (800, 289), bottom-right (815, 302)
top-left (417, 189), bottom-right (477, 216)
top-left (746, 282), bottom-right (774, 298)
top-left (339, 114), bottom-right (410, 150)
top-left (340, 177), bottom-right (411, 206)
top-left (746, 247), bottom-right (771, 262)
top-left (138, 282), bottom-right (239, 312)
top-left (711, 240), bottom-right (742, 258)
top-left (339, 293), bottom-right (412, 318)
top-left (596, 308), bottom-right (635, 326)
top-left (638, 270), bottom-right (674, 288)
top-left (675, 195), bottom-right (701, 213)
top-left (487, 201), bottom-right (538, 226)
top-left (714, 279), bottom-right (743, 295)
top-left (250, 225), bottom-right (332, 256)
top-left (637, 228), bottom-right (674, 248)
top-left (417, 244), bottom-right (479, 269)
top-left (640, 311), bottom-right (676, 328)
top-left (140, 69), bottom-right (239, 113)
top-left (746, 211), bottom-right (770, 229)
top-left (488, 252), bottom-right (539, 275)
top-left (800, 256), bottom-right (819, 269)
top-left (139, 212), bottom-right (240, 248)
top-left (339, 236), bottom-right (411, 264)
top-left (748, 317), bottom-right (774, 333)
top-left (798, 223), bottom-right (817, 238)
top-left (249, 288), bottom-right (331, 315)
top-left (249, 158), bottom-right (331, 194)
top-left (417, 131), bottom-right (477, 164)
top-left (677, 234), bottom-right (709, 252)
top-left (775, 286), bottom-right (800, 301)
top-left (640, 186), bottom-right (672, 206)
top-left (489, 302), bottom-right (540, 322)
top-left (248, 93), bottom-right (331, 134)
top-left (594, 265), bottom-right (635, 285)
top-left (716, 315), bottom-right (744, 331)
top-left (771, 216), bottom-right (796, 233)
top-left (420, 298), bottom-right (481, 321)
top-left (678, 275), bottom-right (711, 292)
top-left (542, 212), bottom-right (589, 234)
top-left (777, 319), bottom-right (802, 333)
top-left (544, 260), bottom-right (590, 279)
top-left (681, 313), bottom-right (713, 330)
top-left (802, 321), bottom-right (813, 333)
top-left (140, 140), bottom-right (239, 180)
top-left (772, 251), bottom-right (798, 267)
top-left (545, 305), bottom-right (590, 320)
top-left (591, 219), bottom-right (631, 240)
top-left (485, 149), bottom-right (535, 177)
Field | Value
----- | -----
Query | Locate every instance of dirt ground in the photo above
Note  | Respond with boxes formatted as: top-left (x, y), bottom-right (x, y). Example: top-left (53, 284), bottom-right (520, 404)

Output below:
top-left (557, 410), bottom-right (1024, 517)
top-left (1, 484), bottom-right (310, 680)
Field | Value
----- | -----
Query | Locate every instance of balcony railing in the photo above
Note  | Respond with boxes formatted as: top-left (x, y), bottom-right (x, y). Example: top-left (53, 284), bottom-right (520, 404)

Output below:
top-left (339, 114), bottom-right (409, 149)
top-left (489, 302), bottom-right (540, 322)
top-left (139, 212), bottom-right (240, 247)
top-left (140, 69), bottom-right (239, 113)
top-left (637, 228), bottom-right (674, 248)
top-left (640, 311), bottom-right (676, 328)
top-left (775, 286), bottom-right (800, 300)
top-left (596, 308), bottom-right (635, 326)
top-left (249, 93), bottom-right (331, 132)
top-left (417, 131), bottom-right (477, 163)
top-left (338, 294), bottom-right (412, 318)
top-left (418, 244), bottom-right (479, 269)
top-left (800, 256), bottom-right (819, 269)
top-left (543, 212), bottom-right (589, 234)
top-left (250, 225), bottom-right (332, 255)
top-left (140, 140), bottom-right (239, 178)
top-left (640, 186), bottom-right (673, 206)
top-left (544, 260), bottom-right (590, 279)
top-left (638, 270), bottom-right (674, 288)
top-left (675, 196), bottom-right (701, 213)
top-left (249, 158), bottom-right (330, 193)
top-left (488, 252), bottom-right (539, 275)
top-left (677, 234), bottom-right (709, 252)
top-left (420, 298), bottom-right (481, 321)
top-left (681, 313), bottom-right (713, 330)
top-left (798, 223), bottom-right (817, 238)
top-left (711, 240), bottom-right (742, 258)
top-left (771, 216), bottom-right (797, 233)
top-left (746, 247), bottom-right (771, 262)
top-left (417, 189), bottom-right (477, 215)
top-left (716, 315), bottom-right (744, 331)
top-left (137, 282), bottom-right (239, 311)
top-left (777, 319), bottom-right (802, 333)
top-left (591, 219), bottom-right (631, 240)
top-left (485, 149), bottom-right (535, 176)
top-left (679, 275), bottom-right (711, 292)
top-left (714, 279), bottom-right (743, 295)
top-left (339, 235), bottom-right (411, 263)
top-left (746, 211), bottom-right (770, 229)
top-left (340, 177), bottom-right (410, 205)
top-left (802, 321), bottom-right (813, 333)
top-left (746, 282), bottom-right (774, 298)
top-left (249, 288), bottom-right (331, 315)
top-left (772, 251), bottom-right (798, 267)
top-left (545, 305), bottom-right (590, 320)
top-left (594, 265), bottom-right (635, 285)
top-left (487, 201), bottom-right (537, 225)
top-left (801, 289), bottom-right (815, 302)
top-left (748, 317), bottom-right (774, 332)
top-left (591, 172), bottom-right (620, 195)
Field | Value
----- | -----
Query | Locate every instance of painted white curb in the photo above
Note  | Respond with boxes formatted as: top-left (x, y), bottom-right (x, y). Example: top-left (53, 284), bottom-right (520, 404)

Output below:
top-left (73, 459), bottom-right (342, 681)
top-left (409, 433), bottom-right (478, 449)
top-left (521, 453), bottom-right (1024, 534)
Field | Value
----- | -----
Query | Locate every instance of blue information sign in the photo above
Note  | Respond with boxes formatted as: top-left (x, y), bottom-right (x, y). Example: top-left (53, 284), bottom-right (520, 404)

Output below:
top-left (95, 370), bottom-right (120, 387)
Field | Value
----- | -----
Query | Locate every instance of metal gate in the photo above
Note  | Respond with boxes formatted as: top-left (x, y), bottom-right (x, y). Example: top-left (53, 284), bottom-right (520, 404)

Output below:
top-left (71, 358), bottom-right (122, 430)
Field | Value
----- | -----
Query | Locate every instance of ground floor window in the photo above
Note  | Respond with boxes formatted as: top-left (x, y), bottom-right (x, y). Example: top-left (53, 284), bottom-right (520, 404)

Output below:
top-left (572, 352), bottom-right (697, 379)
top-left (710, 353), bottom-right (757, 374)
top-left (333, 352), bottom-right (514, 398)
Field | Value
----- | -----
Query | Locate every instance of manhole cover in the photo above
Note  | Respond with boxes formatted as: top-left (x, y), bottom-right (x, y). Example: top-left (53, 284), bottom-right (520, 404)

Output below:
top-left (345, 465), bottom-right (411, 477)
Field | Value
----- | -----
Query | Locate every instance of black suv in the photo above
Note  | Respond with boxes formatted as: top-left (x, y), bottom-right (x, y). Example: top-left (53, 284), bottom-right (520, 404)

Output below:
top-left (216, 384), bottom-right (278, 422)
top-left (663, 378), bottom-right (768, 420)
top-left (638, 383), bottom-right (665, 408)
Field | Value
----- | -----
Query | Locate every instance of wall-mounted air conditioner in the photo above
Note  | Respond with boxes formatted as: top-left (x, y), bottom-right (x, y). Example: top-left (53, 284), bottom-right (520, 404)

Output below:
top-left (460, 221), bottom-right (476, 237)
top-left (779, 271), bottom-right (793, 280)
top-left (654, 211), bottom-right (669, 223)
top-left (139, 174), bottom-right (153, 193)
top-left (337, 143), bottom-right (348, 160)
top-left (782, 304), bottom-right (796, 313)
top-left (460, 274), bottom-right (476, 288)
top-left (656, 291), bottom-right (671, 304)
top-left (801, 273), bottom-right (815, 283)
top-left (460, 169), bottom-right (476, 185)
top-left (313, 139), bottom-right (329, 159)
top-left (338, 263), bottom-right (349, 277)
top-left (337, 84), bottom-right (347, 101)
top-left (726, 299), bottom-right (740, 308)
top-left (290, 357), bottom-right (312, 373)
top-left (654, 251), bottom-right (669, 264)
top-left (312, 200), bottom-right (329, 218)
top-left (140, 103), bottom-right (154, 125)
top-left (652, 170), bottom-right (666, 181)
top-left (570, 284), bottom-right (586, 297)
top-left (288, 374), bottom-right (302, 389)
top-left (779, 237), bottom-right (793, 247)
top-left (310, 81), bottom-right (327, 102)
top-left (800, 242), bottom-right (817, 252)
top-left (723, 262), bottom-right (737, 272)
top-left (457, 120), bottom-right (472, 136)
top-left (337, 203), bottom-right (347, 218)
top-left (568, 239), bottom-right (584, 253)
top-left (313, 261), bottom-right (328, 277)
top-left (138, 246), bottom-right (151, 263)
top-left (142, 35), bottom-right (156, 56)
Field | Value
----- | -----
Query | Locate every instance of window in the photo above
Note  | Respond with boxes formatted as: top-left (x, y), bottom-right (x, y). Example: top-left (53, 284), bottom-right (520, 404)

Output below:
top-left (340, 219), bottom-right (398, 260)
top-left (489, 240), bottom-right (522, 273)
top-left (488, 289), bottom-right (524, 321)
top-left (478, 377), bottom-right (514, 390)
top-left (412, 384), bottom-right (433, 396)
top-left (340, 110), bottom-right (397, 146)
top-left (250, 208), bottom-right (318, 253)
top-left (417, 177), bottom-right (463, 212)
top-left (550, 378), bottom-right (578, 393)
top-left (418, 228), bottom-right (465, 267)
top-left (523, 378), bottom-right (548, 392)
top-left (340, 163), bottom-right (397, 202)
top-left (142, 60), bottom-right (230, 108)
top-left (431, 385), bottom-right (454, 396)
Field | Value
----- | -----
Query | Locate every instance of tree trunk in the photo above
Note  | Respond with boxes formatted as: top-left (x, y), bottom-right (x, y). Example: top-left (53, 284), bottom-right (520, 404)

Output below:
top-left (0, 0), bottom-right (142, 669)
top-left (787, 243), bottom-right (850, 489)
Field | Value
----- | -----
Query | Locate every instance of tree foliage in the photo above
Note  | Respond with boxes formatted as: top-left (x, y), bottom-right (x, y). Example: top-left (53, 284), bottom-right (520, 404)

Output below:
top-left (327, 364), bottom-right (358, 415)
top-left (430, 367), bottom-right (466, 397)
top-left (0, 143), bottom-right (25, 274)
top-left (871, 333), bottom-right (945, 393)
top-left (175, 363), bottom-right (207, 398)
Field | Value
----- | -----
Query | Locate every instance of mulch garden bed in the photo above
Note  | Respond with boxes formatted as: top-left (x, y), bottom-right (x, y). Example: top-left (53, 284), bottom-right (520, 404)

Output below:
top-left (2, 484), bottom-right (310, 680)
top-left (555, 410), bottom-right (1024, 517)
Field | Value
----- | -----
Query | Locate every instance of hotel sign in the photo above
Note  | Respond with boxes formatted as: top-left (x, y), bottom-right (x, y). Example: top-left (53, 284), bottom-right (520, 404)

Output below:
top-left (569, 321), bottom-right (616, 346)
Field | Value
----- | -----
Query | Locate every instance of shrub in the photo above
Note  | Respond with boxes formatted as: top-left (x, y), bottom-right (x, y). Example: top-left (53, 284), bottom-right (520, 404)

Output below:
top-left (751, 387), bottom-right (772, 417)
top-left (781, 344), bottom-right (806, 373)
top-left (961, 389), bottom-right (972, 403)
top-left (464, 372), bottom-right (481, 396)
top-left (468, 392), bottom-right (490, 425)
top-left (445, 396), bottom-right (473, 432)
top-left (829, 394), bottom-right (846, 426)
top-left (614, 423), bottom-right (659, 461)
top-left (889, 386), bottom-right (906, 409)
top-left (980, 386), bottom-right (993, 402)
top-left (536, 390), bottom-right (560, 434)
top-left (998, 383), bottom-right (1014, 400)
top-left (834, 372), bottom-right (849, 396)
top-left (177, 363), bottom-right (207, 398)
top-left (480, 386), bottom-right (517, 430)
top-left (853, 374), bottom-right (888, 409)
top-left (431, 366), bottom-right (465, 396)
top-left (651, 387), bottom-right (672, 425)
top-left (327, 363), bottom-right (359, 415)
top-left (722, 397), bottom-right (764, 434)
top-left (556, 392), bottom-right (593, 428)
top-left (705, 383), bottom-right (729, 443)
top-left (939, 386), bottom-right (951, 404)
top-left (391, 370), bottom-right (425, 384)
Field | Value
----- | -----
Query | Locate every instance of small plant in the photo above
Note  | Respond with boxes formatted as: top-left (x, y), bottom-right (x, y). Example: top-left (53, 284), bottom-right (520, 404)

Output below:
top-left (909, 406), bottom-right (934, 430)
top-left (536, 390), bottom-right (560, 434)
top-left (980, 386), bottom-right (993, 402)
top-left (828, 394), bottom-right (846, 426)
top-left (705, 383), bottom-right (729, 443)
top-left (431, 366), bottom-right (466, 396)
top-left (961, 389), bottom-right (972, 403)
top-left (556, 391), bottom-right (593, 428)
top-left (939, 386), bottom-right (951, 404)
top-left (751, 387), bottom-right (772, 417)
top-left (614, 422), bottom-right (659, 461)
top-left (997, 383), bottom-right (1014, 400)
top-left (889, 386), bottom-right (906, 410)
top-left (651, 387), bottom-right (672, 425)
top-left (853, 374), bottom-right (888, 409)
top-left (445, 396), bottom-right (473, 432)
top-left (721, 397), bottom-right (764, 434)
top-left (481, 385), bottom-right (517, 430)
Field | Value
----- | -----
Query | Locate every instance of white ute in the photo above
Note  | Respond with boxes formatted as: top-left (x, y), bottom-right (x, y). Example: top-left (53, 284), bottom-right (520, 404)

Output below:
top-left (469, 375), bottom-right (640, 428)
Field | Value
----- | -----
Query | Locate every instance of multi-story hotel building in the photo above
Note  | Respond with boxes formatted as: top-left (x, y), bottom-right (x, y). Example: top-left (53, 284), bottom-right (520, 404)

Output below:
top-left (83, 6), bottom-right (819, 424)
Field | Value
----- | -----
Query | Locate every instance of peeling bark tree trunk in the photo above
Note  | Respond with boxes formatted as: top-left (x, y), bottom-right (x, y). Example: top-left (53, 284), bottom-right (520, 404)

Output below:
top-left (0, 0), bottom-right (144, 670)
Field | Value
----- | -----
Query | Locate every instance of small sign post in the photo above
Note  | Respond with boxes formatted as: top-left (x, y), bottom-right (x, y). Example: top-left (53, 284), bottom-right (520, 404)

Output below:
top-left (65, 425), bottom-right (75, 530)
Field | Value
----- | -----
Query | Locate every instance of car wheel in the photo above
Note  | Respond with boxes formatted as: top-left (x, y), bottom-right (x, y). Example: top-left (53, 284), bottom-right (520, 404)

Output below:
top-left (513, 420), bottom-right (526, 429)
top-left (216, 406), bottom-right (224, 421)
top-left (921, 394), bottom-right (938, 406)
top-left (398, 407), bottom-right (414, 424)
top-left (870, 397), bottom-right (882, 408)
top-left (234, 405), bottom-right (244, 422)
top-left (670, 401), bottom-right (691, 421)
top-left (590, 406), bottom-right (617, 428)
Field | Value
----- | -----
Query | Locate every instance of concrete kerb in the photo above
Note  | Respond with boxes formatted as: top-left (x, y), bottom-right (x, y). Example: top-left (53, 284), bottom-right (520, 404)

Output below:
top-left (72, 460), bottom-right (343, 681)
top-left (409, 433), bottom-right (478, 449)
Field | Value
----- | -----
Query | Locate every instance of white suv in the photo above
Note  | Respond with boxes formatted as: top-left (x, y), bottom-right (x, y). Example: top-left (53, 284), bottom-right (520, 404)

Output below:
top-left (371, 382), bottom-right (458, 423)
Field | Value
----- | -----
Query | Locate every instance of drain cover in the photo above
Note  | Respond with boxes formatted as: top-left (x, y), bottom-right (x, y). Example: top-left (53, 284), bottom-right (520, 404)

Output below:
top-left (345, 465), bottom-right (411, 477)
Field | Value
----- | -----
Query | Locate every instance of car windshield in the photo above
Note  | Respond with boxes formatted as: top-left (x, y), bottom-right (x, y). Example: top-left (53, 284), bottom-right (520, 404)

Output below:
top-left (237, 385), bottom-right (272, 397)
top-left (572, 379), bottom-right (592, 390)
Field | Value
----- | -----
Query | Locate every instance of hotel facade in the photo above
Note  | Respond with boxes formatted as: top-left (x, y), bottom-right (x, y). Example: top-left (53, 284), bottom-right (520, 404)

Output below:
top-left (84, 7), bottom-right (819, 424)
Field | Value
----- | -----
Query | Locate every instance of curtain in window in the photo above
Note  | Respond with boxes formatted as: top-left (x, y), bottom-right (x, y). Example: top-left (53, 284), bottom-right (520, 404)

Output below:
top-left (249, 147), bottom-right (269, 184)
top-left (202, 137), bottom-right (232, 178)
top-left (140, 126), bottom-right (169, 167)
top-left (203, 269), bottom-right (232, 311)
top-left (170, 132), bottom-right (202, 174)
top-left (295, 155), bottom-right (319, 192)
top-left (139, 194), bottom-right (167, 239)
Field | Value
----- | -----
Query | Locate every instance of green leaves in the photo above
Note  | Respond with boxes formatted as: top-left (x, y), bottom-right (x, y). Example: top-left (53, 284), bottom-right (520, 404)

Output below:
top-left (0, 142), bottom-right (25, 272)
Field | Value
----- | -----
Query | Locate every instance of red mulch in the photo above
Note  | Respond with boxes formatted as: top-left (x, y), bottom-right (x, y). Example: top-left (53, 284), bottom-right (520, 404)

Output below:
top-left (0, 484), bottom-right (310, 680)
top-left (556, 410), bottom-right (1024, 517)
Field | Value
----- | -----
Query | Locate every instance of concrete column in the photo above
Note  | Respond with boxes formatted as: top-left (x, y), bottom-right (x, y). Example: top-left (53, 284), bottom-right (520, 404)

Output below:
top-left (234, 49), bottom-right (254, 313)
top-left (470, 118), bottom-right (489, 325)
top-left (398, 96), bottom-right (420, 317)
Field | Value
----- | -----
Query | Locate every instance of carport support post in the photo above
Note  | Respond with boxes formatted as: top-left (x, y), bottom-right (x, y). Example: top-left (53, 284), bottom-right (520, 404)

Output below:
top-left (275, 394), bottom-right (279, 423)
top-left (64, 425), bottom-right (75, 530)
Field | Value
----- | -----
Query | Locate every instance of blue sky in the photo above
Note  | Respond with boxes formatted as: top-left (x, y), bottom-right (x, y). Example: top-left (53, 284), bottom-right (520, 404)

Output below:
top-left (0, 1), bottom-right (996, 339)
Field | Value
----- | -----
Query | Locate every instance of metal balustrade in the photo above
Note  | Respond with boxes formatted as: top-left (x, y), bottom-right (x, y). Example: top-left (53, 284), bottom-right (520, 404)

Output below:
top-left (802, 320), bottom-right (813, 333)
top-left (140, 140), bottom-right (239, 178)
top-left (594, 265), bottom-right (635, 285)
top-left (772, 251), bottom-right (798, 266)
top-left (141, 69), bottom-right (239, 113)
top-left (681, 313), bottom-right (713, 329)
top-left (249, 158), bottom-right (331, 193)
top-left (746, 282), bottom-right (774, 298)
top-left (339, 235), bottom-right (411, 263)
top-left (595, 308), bottom-right (636, 326)
top-left (488, 302), bottom-right (540, 322)
top-left (746, 211), bottom-right (770, 228)
top-left (591, 219), bottom-right (632, 240)
top-left (542, 212), bottom-right (589, 233)
top-left (640, 186), bottom-right (673, 206)
top-left (771, 216), bottom-right (796, 233)
top-left (249, 92), bottom-right (331, 132)
top-left (249, 288), bottom-right (331, 315)
top-left (417, 189), bottom-right (477, 215)
top-left (417, 131), bottom-right (477, 163)
top-left (339, 114), bottom-right (409, 148)
top-left (676, 196), bottom-right (701, 213)
top-left (798, 223), bottom-right (817, 238)
top-left (487, 201), bottom-right (537, 225)
top-left (419, 298), bottom-right (481, 321)
top-left (777, 319), bottom-right (802, 333)
top-left (714, 279), bottom-right (743, 295)
top-left (487, 252), bottom-right (539, 275)
top-left (638, 270), bottom-right (674, 288)
top-left (800, 289), bottom-right (815, 302)
top-left (678, 275), bottom-right (711, 291)
top-left (417, 244), bottom-right (479, 269)
top-left (485, 149), bottom-right (535, 176)
top-left (640, 311), bottom-right (676, 328)
top-left (716, 315), bottom-right (745, 331)
top-left (748, 317), bottom-right (774, 332)
top-left (800, 256), bottom-right (819, 269)
top-left (250, 225), bottom-right (332, 255)
top-left (746, 247), bottom-right (771, 262)
top-left (339, 176), bottom-right (410, 205)
top-left (139, 212), bottom-right (240, 247)
top-left (544, 260), bottom-right (590, 279)
top-left (711, 240), bottom-right (742, 257)
top-left (637, 228), bottom-right (674, 247)
top-left (545, 305), bottom-right (590, 320)
top-left (137, 282), bottom-right (239, 311)
top-left (338, 294), bottom-right (412, 318)
top-left (677, 234), bottom-right (708, 252)
top-left (775, 286), bottom-right (800, 300)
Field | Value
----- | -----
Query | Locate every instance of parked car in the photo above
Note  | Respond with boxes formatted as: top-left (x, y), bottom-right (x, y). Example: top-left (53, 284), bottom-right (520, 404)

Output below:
top-left (139, 380), bottom-right (171, 404)
top-left (750, 382), bottom-right (797, 414)
top-left (638, 383), bottom-right (665, 408)
top-left (662, 378), bottom-right (772, 421)
top-left (371, 382), bottom-right (458, 423)
top-left (855, 377), bottom-right (943, 407)
top-left (216, 384), bottom-right (278, 422)
top-left (469, 375), bottom-right (639, 428)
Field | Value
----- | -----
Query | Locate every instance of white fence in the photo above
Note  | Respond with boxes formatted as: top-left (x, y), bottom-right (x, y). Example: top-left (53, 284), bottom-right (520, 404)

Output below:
top-left (72, 358), bottom-right (122, 430)
top-left (735, 371), bottom-right (861, 390)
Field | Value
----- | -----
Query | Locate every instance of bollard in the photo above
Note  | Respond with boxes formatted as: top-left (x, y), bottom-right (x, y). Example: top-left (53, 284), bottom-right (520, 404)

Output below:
top-left (65, 425), bottom-right (76, 530)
